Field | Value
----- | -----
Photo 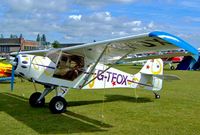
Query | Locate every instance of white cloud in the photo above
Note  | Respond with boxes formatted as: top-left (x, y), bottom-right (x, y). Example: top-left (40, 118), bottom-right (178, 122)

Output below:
top-left (112, 31), bottom-right (128, 36)
top-left (147, 21), bottom-right (154, 28)
top-left (0, 0), bottom-right (159, 43)
top-left (69, 15), bottom-right (82, 21)
top-left (180, 1), bottom-right (200, 9)
top-left (124, 21), bottom-right (142, 27)
top-left (131, 27), bottom-right (143, 31)
top-left (177, 33), bottom-right (191, 39)
top-left (91, 12), bottom-right (112, 22)
top-left (5, 0), bottom-right (68, 12)
top-left (112, 0), bottom-right (137, 3)
top-left (64, 35), bottom-right (73, 40)
top-left (60, 11), bottom-right (158, 42)
top-left (1, 0), bottom-right (199, 48)
top-left (73, 0), bottom-right (139, 9)
top-left (184, 17), bottom-right (200, 23)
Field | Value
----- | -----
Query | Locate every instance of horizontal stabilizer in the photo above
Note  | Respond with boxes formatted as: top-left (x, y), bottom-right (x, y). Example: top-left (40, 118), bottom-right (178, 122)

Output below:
top-left (160, 74), bottom-right (180, 80)
top-left (142, 73), bottom-right (180, 80)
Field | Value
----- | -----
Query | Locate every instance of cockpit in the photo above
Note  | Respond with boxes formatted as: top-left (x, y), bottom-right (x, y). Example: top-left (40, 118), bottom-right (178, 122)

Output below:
top-left (47, 51), bottom-right (84, 81)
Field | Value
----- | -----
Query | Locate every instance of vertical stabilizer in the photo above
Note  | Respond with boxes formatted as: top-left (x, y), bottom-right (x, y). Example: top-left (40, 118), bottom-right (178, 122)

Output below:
top-left (134, 59), bottom-right (164, 91)
top-left (140, 59), bottom-right (163, 75)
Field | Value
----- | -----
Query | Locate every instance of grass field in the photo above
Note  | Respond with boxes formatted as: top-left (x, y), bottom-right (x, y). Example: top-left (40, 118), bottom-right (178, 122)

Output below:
top-left (0, 65), bottom-right (200, 135)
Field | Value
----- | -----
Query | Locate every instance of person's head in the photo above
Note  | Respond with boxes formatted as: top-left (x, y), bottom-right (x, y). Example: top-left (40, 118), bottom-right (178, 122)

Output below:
top-left (59, 60), bottom-right (66, 67)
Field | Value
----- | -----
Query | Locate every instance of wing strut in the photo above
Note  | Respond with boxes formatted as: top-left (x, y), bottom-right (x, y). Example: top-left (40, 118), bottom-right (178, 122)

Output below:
top-left (81, 44), bottom-right (109, 87)
top-left (82, 49), bottom-right (133, 88)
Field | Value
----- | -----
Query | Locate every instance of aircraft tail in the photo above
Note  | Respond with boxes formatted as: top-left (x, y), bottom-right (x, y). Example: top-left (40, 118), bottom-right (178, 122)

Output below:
top-left (132, 59), bottom-right (164, 91)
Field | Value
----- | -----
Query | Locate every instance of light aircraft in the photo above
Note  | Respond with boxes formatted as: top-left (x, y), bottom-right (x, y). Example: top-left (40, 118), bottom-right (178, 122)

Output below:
top-left (161, 50), bottom-right (185, 70)
top-left (124, 51), bottom-right (188, 68)
top-left (10, 31), bottom-right (198, 114)
top-left (163, 56), bottom-right (183, 70)
top-left (130, 51), bottom-right (187, 68)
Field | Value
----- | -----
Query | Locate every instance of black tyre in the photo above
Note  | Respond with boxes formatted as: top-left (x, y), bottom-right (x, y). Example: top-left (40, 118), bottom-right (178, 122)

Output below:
top-left (49, 96), bottom-right (67, 114)
top-left (170, 66), bottom-right (175, 70)
top-left (29, 92), bottom-right (45, 107)
top-left (155, 94), bottom-right (160, 99)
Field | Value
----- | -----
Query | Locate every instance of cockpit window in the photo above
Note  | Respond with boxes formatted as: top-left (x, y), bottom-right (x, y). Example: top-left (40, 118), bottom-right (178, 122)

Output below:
top-left (53, 52), bottom-right (84, 81)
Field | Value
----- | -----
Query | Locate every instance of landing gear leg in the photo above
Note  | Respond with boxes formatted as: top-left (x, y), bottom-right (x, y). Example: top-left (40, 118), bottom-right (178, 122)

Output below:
top-left (49, 87), bottom-right (69, 114)
top-left (29, 85), bottom-right (69, 114)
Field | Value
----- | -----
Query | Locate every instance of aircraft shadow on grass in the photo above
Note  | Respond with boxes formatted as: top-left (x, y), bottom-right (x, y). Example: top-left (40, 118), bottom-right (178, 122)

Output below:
top-left (68, 94), bottom-right (152, 107)
top-left (0, 81), bottom-right (15, 84)
top-left (0, 92), bottom-right (152, 134)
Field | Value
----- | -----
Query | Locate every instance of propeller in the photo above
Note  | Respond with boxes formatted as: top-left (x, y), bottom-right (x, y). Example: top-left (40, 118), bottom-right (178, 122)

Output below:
top-left (9, 45), bottom-right (21, 91)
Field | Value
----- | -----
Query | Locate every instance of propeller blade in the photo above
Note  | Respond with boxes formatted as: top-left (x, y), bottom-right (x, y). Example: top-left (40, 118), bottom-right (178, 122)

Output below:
top-left (9, 44), bottom-right (21, 91)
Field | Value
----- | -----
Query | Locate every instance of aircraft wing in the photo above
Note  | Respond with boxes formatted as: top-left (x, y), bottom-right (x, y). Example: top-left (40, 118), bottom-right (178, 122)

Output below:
top-left (10, 48), bottom-right (54, 56)
top-left (61, 31), bottom-right (198, 64)
top-left (11, 31), bottom-right (198, 64)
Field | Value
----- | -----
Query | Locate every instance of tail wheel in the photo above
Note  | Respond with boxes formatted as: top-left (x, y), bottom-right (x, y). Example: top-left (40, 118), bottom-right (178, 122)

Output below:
top-left (170, 65), bottom-right (175, 70)
top-left (29, 92), bottom-right (45, 107)
top-left (49, 96), bottom-right (67, 114)
top-left (155, 94), bottom-right (160, 99)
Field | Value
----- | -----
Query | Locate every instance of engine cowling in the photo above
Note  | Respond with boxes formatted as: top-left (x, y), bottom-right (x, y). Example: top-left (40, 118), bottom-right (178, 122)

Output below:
top-left (14, 54), bottom-right (56, 81)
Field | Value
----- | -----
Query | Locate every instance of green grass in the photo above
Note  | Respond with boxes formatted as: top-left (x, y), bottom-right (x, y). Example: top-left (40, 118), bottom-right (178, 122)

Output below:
top-left (0, 65), bottom-right (200, 135)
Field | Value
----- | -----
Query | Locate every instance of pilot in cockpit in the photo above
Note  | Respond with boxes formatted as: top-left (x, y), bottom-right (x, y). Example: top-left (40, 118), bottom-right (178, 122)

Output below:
top-left (54, 56), bottom-right (69, 77)
top-left (53, 53), bottom-right (84, 80)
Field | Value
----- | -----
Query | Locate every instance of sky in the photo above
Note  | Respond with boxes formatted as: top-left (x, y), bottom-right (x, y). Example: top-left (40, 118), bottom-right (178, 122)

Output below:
top-left (0, 0), bottom-right (200, 48)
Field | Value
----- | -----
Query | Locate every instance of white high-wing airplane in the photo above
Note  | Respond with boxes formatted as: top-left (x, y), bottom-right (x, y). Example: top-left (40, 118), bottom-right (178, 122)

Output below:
top-left (11, 31), bottom-right (198, 114)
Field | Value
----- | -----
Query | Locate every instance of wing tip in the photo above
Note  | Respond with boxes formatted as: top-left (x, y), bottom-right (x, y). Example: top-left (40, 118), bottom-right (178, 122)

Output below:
top-left (149, 31), bottom-right (198, 58)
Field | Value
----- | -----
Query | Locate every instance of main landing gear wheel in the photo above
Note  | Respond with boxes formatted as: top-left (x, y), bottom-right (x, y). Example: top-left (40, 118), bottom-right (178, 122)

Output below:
top-left (49, 96), bottom-right (67, 114)
top-left (29, 92), bottom-right (45, 107)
